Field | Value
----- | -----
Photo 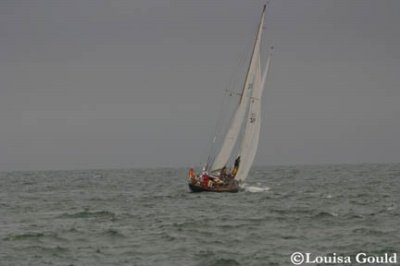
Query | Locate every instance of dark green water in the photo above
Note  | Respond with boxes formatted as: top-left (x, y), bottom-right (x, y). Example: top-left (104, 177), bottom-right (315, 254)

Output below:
top-left (1, 164), bottom-right (399, 265)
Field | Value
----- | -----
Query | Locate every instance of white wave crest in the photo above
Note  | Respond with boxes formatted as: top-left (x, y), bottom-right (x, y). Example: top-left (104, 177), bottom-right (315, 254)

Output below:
top-left (241, 184), bottom-right (270, 193)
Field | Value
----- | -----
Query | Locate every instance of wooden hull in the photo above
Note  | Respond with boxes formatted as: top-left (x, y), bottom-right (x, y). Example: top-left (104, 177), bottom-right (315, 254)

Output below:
top-left (188, 182), bottom-right (239, 193)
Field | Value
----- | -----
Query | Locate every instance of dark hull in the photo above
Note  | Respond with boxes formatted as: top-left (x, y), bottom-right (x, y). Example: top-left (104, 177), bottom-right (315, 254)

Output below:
top-left (188, 182), bottom-right (239, 193)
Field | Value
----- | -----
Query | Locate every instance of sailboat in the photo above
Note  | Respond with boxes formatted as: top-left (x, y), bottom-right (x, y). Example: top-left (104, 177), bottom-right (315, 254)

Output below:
top-left (187, 4), bottom-right (272, 193)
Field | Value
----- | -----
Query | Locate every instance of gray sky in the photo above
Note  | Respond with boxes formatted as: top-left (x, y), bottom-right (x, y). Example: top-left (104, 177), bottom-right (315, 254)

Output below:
top-left (1, 0), bottom-right (399, 171)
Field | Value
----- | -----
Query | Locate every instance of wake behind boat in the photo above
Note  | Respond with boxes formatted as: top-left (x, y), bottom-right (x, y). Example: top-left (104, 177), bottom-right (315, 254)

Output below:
top-left (187, 4), bottom-right (272, 193)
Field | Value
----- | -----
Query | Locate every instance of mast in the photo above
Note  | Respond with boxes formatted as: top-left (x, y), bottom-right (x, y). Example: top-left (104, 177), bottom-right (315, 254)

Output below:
top-left (239, 4), bottom-right (267, 103)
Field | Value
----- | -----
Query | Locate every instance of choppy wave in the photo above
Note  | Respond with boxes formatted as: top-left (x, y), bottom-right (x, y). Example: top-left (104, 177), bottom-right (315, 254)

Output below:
top-left (196, 258), bottom-right (241, 266)
top-left (102, 229), bottom-right (126, 238)
top-left (22, 245), bottom-right (69, 253)
top-left (3, 232), bottom-right (45, 241)
top-left (57, 210), bottom-right (116, 219)
top-left (312, 211), bottom-right (339, 218)
top-left (0, 164), bottom-right (399, 266)
top-left (351, 227), bottom-right (389, 236)
top-left (4, 232), bottom-right (66, 242)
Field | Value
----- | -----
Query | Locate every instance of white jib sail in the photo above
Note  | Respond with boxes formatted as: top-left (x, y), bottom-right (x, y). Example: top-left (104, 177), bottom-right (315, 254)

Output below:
top-left (235, 49), bottom-right (272, 181)
top-left (211, 6), bottom-right (266, 171)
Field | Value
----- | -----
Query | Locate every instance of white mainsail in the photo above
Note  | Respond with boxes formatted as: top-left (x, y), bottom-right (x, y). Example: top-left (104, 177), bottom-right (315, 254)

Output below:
top-left (211, 5), bottom-right (267, 171)
top-left (235, 49), bottom-right (272, 181)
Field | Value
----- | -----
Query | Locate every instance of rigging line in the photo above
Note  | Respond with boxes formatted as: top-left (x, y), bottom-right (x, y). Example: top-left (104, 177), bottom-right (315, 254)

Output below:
top-left (204, 89), bottom-right (229, 169)
top-left (224, 89), bottom-right (242, 97)
top-left (202, 32), bottom-right (255, 169)
top-left (216, 41), bottom-right (253, 138)
top-left (217, 20), bottom-right (257, 131)
top-left (226, 32), bottom-right (255, 99)
top-left (199, 34), bottom-right (249, 169)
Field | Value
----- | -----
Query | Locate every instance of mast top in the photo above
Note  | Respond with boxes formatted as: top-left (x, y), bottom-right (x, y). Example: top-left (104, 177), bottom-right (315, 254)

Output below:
top-left (239, 3), bottom-right (267, 103)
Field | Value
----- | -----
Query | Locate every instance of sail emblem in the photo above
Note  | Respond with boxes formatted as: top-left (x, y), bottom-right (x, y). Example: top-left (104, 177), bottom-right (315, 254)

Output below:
top-left (246, 83), bottom-right (254, 97)
top-left (250, 113), bottom-right (256, 123)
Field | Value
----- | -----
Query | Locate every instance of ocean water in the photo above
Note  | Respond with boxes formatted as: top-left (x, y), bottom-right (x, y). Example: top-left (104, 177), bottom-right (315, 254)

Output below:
top-left (1, 164), bottom-right (399, 266)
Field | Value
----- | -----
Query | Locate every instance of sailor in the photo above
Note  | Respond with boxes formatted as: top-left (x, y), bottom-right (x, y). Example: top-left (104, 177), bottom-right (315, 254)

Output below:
top-left (231, 156), bottom-right (240, 177)
top-left (201, 166), bottom-right (207, 176)
top-left (188, 168), bottom-right (194, 178)
top-left (202, 174), bottom-right (209, 187)
top-left (188, 168), bottom-right (196, 183)
top-left (200, 167), bottom-right (208, 187)
top-left (234, 156), bottom-right (240, 168)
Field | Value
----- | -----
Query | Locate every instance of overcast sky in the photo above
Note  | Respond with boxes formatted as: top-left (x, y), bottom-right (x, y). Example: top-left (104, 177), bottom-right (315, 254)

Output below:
top-left (1, 0), bottom-right (399, 171)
